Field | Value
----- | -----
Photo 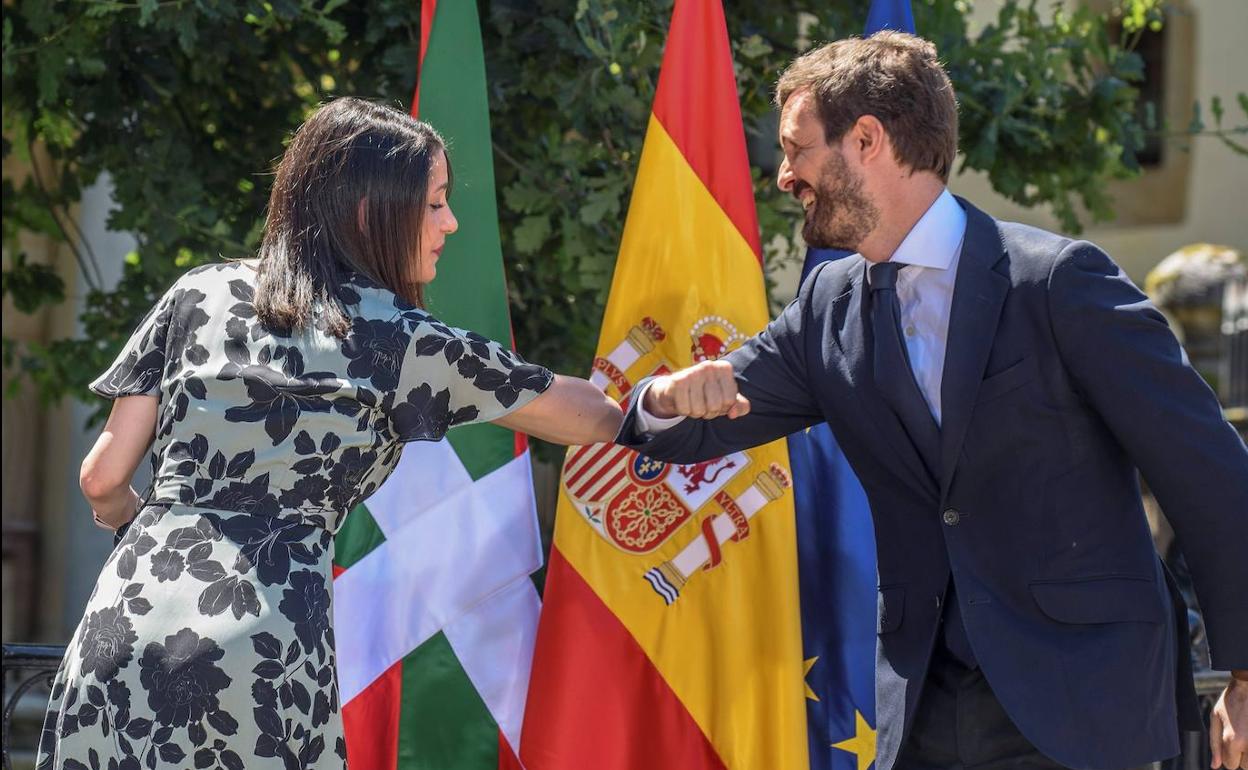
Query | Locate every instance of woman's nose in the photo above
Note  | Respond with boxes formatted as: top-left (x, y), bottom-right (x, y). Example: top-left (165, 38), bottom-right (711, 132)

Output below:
top-left (443, 205), bottom-right (459, 234)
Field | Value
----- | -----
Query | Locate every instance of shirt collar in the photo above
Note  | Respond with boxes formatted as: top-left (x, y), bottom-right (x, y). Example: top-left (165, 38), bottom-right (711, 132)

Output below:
top-left (889, 188), bottom-right (967, 271)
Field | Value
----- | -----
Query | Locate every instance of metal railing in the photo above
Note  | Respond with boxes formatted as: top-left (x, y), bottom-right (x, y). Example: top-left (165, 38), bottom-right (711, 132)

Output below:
top-left (2, 644), bottom-right (63, 770)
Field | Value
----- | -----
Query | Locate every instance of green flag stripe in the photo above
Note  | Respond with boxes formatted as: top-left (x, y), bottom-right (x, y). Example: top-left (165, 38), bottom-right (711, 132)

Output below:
top-left (333, 503), bottom-right (386, 570)
top-left (419, 0), bottom-right (519, 481)
top-left (447, 423), bottom-right (516, 481)
top-left (397, 631), bottom-right (500, 770)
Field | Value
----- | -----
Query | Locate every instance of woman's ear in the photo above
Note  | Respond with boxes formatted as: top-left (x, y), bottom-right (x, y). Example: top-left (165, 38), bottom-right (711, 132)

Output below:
top-left (356, 197), bottom-right (368, 234)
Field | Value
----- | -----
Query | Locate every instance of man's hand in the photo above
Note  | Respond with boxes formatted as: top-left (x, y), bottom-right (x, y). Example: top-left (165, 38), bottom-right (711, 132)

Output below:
top-left (643, 360), bottom-right (751, 420)
top-left (1211, 675), bottom-right (1248, 769)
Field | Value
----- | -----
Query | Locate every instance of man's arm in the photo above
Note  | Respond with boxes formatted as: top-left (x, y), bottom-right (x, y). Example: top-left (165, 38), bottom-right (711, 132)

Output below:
top-left (618, 272), bottom-right (828, 462)
top-left (1048, 241), bottom-right (1248, 670)
top-left (1047, 242), bottom-right (1248, 763)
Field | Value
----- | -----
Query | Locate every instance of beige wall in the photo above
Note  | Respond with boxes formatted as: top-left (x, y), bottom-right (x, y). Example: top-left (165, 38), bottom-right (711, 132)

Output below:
top-left (1, 163), bottom-right (135, 643)
top-left (952, 0), bottom-right (1248, 282)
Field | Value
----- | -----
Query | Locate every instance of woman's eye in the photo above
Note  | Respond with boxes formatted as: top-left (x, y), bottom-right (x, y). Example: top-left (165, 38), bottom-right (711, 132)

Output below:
top-left (430, 203), bottom-right (445, 211)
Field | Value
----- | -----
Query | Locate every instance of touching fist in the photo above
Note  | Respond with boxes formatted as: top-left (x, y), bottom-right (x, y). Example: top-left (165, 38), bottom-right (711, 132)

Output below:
top-left (643, 360), bottom-right (751, 420)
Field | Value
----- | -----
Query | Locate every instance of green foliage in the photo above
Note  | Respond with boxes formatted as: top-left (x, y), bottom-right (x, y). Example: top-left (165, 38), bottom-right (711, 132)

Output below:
top-left (1, 252), bottom-right (65, 313)
top-left (4, 0), bottom-right (1243, 430)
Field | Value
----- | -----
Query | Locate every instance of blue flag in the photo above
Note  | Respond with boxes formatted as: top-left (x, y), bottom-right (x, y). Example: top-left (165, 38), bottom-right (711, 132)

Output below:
top-left (790, 3), bottom-right (915, 769)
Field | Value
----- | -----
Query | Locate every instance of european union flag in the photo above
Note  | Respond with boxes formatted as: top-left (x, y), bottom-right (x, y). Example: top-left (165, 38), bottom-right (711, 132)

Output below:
top-left (789, 3), bottom-right (915, 769)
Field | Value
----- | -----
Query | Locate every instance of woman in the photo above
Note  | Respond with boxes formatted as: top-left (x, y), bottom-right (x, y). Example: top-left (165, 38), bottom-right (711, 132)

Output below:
top-left (37, 97), bottom-right (621, 769)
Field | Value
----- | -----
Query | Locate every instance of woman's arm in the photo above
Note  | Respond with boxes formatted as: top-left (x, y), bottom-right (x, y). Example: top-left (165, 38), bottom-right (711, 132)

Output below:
top-left (493, 375), bottom-right (622, 446)
top-left (80, 395), bottom-right (158, 530)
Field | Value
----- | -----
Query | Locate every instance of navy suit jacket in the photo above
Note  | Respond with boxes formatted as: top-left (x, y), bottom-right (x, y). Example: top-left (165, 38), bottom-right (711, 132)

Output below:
top-left (619, 199), bottom-right (1248, 769)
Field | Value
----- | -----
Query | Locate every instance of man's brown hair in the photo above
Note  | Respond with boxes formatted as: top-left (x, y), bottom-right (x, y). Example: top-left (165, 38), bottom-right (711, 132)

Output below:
top-left (775, 31), bottom-right (958, 182)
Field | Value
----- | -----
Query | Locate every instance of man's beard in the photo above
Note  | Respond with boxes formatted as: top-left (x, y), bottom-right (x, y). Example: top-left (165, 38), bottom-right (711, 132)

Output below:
top-left (799, 150), bottom-right (879, 252)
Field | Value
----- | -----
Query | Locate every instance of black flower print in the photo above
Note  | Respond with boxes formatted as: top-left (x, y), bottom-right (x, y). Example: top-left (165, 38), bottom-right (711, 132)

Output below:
top-left (391, 383), bottom-right (479, 442)
top-left (79, 607), bottom-right (138, 683)
top-left (494, 363), bottom-right (553, 408)
top-left (138, 628), bottom-right (232, 728)
top-left (341, 317), bottom-right (410, 391)
top-left (279, 570), bottom-right (332, 660)
top-left (157, 288), bottom-right (211, 376)
top-left (43, 262), bottom-right (554, 769)
top-left (206, 476), bottom-right (281, 518)
top-left (404, 325), bottom-right (553, 409)
top-left (326, 446), bottom-right (379, 511)
top-left (279, 474), bottom-right (331, 509)
top-left (207, 511), bottom-right (320, 586)
top-left (91, 290), bottom-right (173, 398)
top-left (222, 347), bottom-right (341, 445)
top-left (149, 549), bottom-right (184, 582)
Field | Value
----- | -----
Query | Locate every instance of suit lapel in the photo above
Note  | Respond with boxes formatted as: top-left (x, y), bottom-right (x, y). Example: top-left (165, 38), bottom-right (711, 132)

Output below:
top-left (939, 199), bottom-right (1010, 493)
top-left (829, 260), bottom-right (940, 499)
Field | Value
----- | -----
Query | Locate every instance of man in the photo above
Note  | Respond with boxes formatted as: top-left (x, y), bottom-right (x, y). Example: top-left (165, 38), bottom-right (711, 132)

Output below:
top-left (618, 32), bottom-right (1248, 770)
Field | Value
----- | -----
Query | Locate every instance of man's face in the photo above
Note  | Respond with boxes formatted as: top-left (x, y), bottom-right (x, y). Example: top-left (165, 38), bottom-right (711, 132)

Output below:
top-left (777, 90), bottom-right (878, 251)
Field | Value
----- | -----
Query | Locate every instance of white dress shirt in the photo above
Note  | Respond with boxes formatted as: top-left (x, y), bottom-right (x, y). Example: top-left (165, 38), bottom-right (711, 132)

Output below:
top-left (637, 188), bottom-right (967, 431)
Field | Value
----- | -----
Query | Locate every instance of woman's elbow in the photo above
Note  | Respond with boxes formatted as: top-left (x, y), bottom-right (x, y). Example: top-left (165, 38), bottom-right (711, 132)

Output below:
top-left (79, 459), bottom-right (125, 502)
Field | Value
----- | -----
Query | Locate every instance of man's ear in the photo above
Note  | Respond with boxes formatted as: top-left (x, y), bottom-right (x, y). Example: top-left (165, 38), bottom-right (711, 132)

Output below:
top-left (850, 115), bottom-right (888, 164)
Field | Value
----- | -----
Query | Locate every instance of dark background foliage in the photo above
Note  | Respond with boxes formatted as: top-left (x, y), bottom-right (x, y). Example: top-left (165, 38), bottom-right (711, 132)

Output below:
top-left (3, 0), bottom-right (1243, 430)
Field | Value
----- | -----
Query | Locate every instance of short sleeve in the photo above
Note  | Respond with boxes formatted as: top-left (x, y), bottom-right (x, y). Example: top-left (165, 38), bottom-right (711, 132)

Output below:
top-left (390, 317), bottom-right (553, 442)
top-left (89, 288), bottom-right (175, 399)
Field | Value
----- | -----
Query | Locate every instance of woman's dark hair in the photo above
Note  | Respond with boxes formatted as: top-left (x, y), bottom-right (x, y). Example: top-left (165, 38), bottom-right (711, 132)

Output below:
top-left (255, 97), bottom-right (450, 337)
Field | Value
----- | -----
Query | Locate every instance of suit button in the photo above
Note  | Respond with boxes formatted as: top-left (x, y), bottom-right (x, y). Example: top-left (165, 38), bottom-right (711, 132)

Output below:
top-left (942, 508), bottom-right (961, 526)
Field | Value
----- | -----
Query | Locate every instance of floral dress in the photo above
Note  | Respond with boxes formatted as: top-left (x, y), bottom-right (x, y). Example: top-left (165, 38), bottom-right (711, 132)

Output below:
top-left (36, 262), bottom-right (553, 770)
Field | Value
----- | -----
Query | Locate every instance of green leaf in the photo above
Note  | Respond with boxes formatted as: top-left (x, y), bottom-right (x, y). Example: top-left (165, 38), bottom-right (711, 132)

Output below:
top-left (578, 188), bottom-right (619, 226)
top-left (513, 215), bottom-right (551, 255)
top-left (1211, 95), bottom-right (1224, 127)
top-left (503, 182), bottom-right (549, 215)
top-left (138, 0), bottom-right (159, 26)
top-left (1, 253), bottom-right (66, 314)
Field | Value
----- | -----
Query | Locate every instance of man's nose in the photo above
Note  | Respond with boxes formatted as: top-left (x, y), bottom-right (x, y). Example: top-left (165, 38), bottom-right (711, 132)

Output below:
top-left (776, 157), bottom-right (794, 192)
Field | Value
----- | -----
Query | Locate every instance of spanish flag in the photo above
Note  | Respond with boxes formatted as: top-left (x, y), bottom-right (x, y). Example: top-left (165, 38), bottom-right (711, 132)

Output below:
top-left (521, 1), bottom-right (806, 767)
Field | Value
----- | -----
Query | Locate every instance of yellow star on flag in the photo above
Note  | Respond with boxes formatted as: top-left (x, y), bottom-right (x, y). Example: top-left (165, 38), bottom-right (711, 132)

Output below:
top-left (831, 710), bottom-right (876, 770)
top-left (803, 657), bottom-right (820, 701)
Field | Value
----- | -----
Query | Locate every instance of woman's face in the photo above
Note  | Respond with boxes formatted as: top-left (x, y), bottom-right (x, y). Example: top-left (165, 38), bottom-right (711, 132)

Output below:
top-left (414, 148), bottom-right (457, 284)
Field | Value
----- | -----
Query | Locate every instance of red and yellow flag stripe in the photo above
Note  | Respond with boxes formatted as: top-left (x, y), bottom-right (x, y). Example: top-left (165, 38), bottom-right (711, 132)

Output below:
top-left (522, 1), bottom-right (806, 767)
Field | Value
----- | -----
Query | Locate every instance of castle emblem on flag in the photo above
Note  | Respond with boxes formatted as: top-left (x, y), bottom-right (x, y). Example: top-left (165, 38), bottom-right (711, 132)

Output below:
top-left (644, 463), bottom-right (792, 605)
top-left (562, 315), bottom-right (789, 592)
top-left (690, 315), bottom-right (745, 363)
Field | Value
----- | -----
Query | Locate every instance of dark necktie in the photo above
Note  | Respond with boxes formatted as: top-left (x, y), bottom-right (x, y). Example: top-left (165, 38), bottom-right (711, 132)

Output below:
top-left (868, 260), bottom-right (977, 668)
top-left (867, 261), bottom-right (940, 477)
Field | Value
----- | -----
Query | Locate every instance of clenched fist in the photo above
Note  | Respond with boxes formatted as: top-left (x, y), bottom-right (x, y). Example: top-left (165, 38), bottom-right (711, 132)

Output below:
top-left (642, 360), bottom-right (752, 420)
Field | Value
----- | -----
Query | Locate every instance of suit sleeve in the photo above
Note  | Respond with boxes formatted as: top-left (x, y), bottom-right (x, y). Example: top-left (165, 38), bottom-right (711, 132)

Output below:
top-left (1048, 240), bottom-right (1248, 670)
top-left (616, 265), bottom-right (828, 463)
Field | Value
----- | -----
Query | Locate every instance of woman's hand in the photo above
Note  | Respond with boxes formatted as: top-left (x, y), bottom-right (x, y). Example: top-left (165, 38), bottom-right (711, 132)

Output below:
top-left (91, 488), bottom-right (141, 531)
top-left (81, 396), bottom-right (157, 530)
top-left (494, 375), bottom-right (622, 446)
